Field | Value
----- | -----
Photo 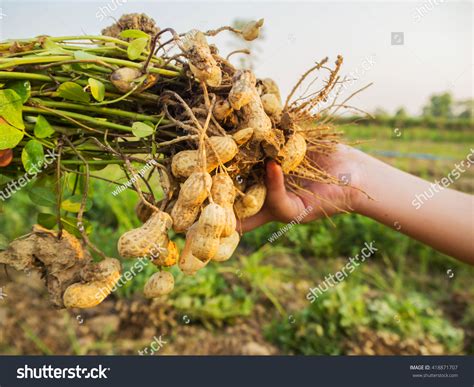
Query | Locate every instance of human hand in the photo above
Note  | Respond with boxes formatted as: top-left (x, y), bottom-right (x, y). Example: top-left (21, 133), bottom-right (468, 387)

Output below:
top-left (239, 144), bottom-right (367, 232)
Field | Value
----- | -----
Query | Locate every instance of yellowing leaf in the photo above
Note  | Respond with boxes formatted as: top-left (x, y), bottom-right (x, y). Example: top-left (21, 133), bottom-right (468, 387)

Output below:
top-left (88, 78), bottom-right (105, 102)
top-left (120, 29), bottom-right (150, 39)
top-left (61, 195), bottom-right (92, 213)
top-left (0, 89), bottom-right (24, 129)
top-left (127, 37), bottom-right (148, 60)
top-left (0, 120), bottom-right (24, 150)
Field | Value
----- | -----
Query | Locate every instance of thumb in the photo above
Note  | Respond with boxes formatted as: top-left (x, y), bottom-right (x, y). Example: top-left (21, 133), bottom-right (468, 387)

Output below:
top-left (265, 160), bottom-right (286, 197)
top-left (265, 161), bottom-right (302, 221)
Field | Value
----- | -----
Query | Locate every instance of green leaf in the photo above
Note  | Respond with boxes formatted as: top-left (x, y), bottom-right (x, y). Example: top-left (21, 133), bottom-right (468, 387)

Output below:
top-left (37, 214), bottom-right (93, 236)
top-left (61, 216), bottom-right (93, 238)
top-left (21, 140), bottom-right (44, 174)
top-left (0, 89), bottom-right (24, 129)
top-left (34, 115), bottom-right (55, 138)
top-left (132, 122), bottom-right (154, 138)
top-left (120, 29), bottom-right (150, 39)
top-left (61, 194), bottom-right (92, 213)
top-left (0, 121), bottom-right (24, 150)
top-left (28, 186), bottom-right (56, 207)
top-left (42, 38), bottom-right (70, 55)
top-left (127, 37), bottom-right (148, 60)
top-left (9, 80), bottom-right (31, 103)
top-left (57, 82), bottom-right (90, 103)
top-left (37, 213), bottom-right (57, 229)
top-left (88, 78), bottom-right (105, 102)
top-left (73, 50), bottom-right (97, 60)
top-left (72, 51), bottom-right (97, 70)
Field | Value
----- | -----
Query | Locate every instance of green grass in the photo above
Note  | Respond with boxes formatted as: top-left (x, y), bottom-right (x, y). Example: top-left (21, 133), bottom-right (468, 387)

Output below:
top-left (264, 281), bottom-right (464, 355)
top-left (343, 124), bottom-right (473, 144)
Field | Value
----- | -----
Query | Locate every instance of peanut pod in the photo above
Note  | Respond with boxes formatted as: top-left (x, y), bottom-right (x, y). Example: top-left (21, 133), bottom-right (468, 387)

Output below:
top-left (178, 224), bottom-right (208, 275)
top-left (144, 271), bottom-right (175, 298)
top-left (118, 210), bottom-right (172, 258)
top-left (279, 132), bottom-right (307, 173)
top-left (211, 173), bottom-right (237, 237)
top-left (171, 136), bottom-right (238, 179)
top-left (261, 93), bottom-right (283, 118)
top-left (171, 172), bottom-right (212, 233)
top-left (152, 240), bottom-right (179, 267)
top-left (212, 231), bottom-right (240, 262)
top-left (234, 183), bottom-right (267, 219)
top-left (232, 127), bottom-right (254, 146)
top-left (190, 203), bottom-right (226, 261)
top-left (180, 30), bottom-right (222, 87)
top-left (63, 258), bottom-right (121, 309)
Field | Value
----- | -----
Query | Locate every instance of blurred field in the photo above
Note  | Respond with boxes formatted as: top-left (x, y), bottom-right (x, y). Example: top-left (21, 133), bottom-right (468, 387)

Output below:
top-left (0, 124), bottom-right (473, 355)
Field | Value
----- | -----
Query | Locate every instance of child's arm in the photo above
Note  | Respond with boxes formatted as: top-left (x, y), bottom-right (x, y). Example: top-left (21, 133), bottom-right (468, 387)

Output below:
top-left (240, 145), bottom-right (474, 264)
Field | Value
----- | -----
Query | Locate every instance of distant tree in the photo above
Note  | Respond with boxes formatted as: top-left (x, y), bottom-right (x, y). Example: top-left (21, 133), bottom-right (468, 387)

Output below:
top-left (373, 107), bottom-right (389, 118)
top-left (455, 99), bottom-right (473, 119)
top-left (394, 107), bottom-right (408, 119)
top-left (422, 92), bottom-right (453, 118)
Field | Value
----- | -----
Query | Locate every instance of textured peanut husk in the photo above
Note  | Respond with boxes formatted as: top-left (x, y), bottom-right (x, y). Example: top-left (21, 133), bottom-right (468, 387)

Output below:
top-left (0, 225), bottom-right (92, 308)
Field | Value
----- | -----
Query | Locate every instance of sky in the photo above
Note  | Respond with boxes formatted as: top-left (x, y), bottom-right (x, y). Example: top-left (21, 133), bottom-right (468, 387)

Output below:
top-left (0, 0), bottom-right (472, 115)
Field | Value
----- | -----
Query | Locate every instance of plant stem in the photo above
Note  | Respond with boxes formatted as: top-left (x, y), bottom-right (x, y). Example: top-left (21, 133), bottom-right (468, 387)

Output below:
top-left (60, 159), bottom-right (125, 165)
top-left (29, 99), bottom-right (167, 124)
top-left (23, 106), bottom-right (134, 132)
top-left (0, 55), bottom-right (181, 77)
top-left (0, 35), bottom-right (130, 49)
top-left (24, 122), bottom-right (81, 135)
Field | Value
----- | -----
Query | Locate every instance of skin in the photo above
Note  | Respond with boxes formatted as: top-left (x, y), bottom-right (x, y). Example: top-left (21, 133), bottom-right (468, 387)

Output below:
top-left (241, 145), bottom-right (474, 265)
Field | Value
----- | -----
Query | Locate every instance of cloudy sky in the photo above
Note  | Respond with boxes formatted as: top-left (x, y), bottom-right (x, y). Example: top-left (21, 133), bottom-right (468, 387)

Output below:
top-left (0, 0), bottom-right (472, 115)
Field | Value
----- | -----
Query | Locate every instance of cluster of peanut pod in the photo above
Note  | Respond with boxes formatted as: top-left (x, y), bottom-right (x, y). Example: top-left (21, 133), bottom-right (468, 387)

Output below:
top-left (117, 66), bottom-right (307, 299)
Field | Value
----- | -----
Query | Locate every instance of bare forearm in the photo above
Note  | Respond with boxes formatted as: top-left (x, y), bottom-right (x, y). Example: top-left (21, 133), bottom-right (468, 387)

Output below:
top-left (354, 151), bottom-right (474, 264)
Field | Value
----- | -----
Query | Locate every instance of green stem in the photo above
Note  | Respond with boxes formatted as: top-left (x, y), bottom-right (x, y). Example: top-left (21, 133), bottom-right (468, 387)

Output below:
top-left (23, 106), bottom-right (134, 132)
top-left (51, 35), bottom-right (133, 47)
top-left (0, 55), bottom-right (181, 77)
top-left (29, 99), bottom-right (167, 124)
top-left (21, 130), bottom-right (55, 149)
top-left (24, 122), bottom-right (81, 135)
top-left (0, 71), bottom-right (56, 82)
top-left (70, 148), bottom-right (148, 154)
top-left (60, 159), bottom-right (125, 165)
